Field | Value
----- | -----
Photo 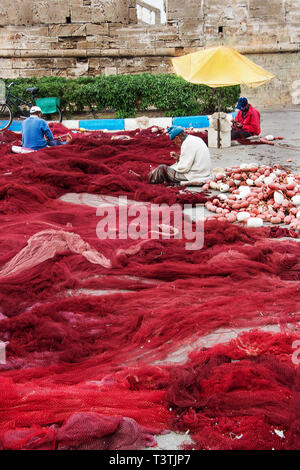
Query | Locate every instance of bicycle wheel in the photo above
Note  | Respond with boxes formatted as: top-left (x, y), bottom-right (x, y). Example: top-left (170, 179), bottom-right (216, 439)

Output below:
top-left (0, 104), bottom-right (13, 131)
top-left (43, 106), bottom-right (63, 124)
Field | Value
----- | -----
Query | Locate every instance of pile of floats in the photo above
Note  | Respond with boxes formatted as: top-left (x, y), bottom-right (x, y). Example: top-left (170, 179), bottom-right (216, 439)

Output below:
top-left (202, 163), bottom-right (300, 231)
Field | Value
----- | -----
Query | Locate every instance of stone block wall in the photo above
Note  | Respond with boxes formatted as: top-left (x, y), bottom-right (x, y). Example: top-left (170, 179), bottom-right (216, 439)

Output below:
top-left (0, 0), bottom-right (299, 108)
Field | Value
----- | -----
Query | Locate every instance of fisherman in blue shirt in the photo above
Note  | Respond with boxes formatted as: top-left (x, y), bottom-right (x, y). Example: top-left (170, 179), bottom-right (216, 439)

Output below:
top-left (22, 106), bottom-right (71, 150)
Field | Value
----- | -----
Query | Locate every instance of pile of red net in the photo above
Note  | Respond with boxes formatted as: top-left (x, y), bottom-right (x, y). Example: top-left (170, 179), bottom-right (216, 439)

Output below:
top-left (0, 126), bottom-right (210, 212)
top-left (0, 127), bottom-right (299, 450)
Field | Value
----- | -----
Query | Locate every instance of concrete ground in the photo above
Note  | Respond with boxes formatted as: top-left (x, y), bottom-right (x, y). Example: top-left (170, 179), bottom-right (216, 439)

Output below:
top-left (209, 110), bottom-right (300, 173)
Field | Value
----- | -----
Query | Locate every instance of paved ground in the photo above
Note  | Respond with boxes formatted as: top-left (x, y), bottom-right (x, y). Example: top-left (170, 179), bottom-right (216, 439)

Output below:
top-left (209, 110), bottom-right (300, 173)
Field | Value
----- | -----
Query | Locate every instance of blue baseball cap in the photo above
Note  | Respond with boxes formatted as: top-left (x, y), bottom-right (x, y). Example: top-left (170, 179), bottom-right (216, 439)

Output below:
top-left (236, 97), bottom-right (248, 110)
top-left (167, 125), bottom-right (185, 140)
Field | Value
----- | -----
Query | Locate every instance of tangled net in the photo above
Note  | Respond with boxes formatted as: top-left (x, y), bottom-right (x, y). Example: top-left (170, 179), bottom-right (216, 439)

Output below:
top-left (0, 126), bottom-right (299, 450)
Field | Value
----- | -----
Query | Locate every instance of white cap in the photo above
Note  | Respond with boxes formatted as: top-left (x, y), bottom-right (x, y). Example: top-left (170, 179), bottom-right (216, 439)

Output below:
top-left (30, 105), bottom-right (42, 114)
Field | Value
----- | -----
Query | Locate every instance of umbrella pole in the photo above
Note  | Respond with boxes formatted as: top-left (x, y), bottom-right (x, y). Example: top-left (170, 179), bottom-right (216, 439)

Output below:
top-left (217, 91), bottom-right (221, 149)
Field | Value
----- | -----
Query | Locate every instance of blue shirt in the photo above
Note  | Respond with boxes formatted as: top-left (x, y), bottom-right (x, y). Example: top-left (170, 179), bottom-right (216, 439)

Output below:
top-left (22, 116), bottom-right (54, 150)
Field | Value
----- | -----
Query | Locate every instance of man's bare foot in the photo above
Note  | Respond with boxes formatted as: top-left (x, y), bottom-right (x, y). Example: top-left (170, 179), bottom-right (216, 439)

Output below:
top-left (66, 133), bottom-right (72, 143)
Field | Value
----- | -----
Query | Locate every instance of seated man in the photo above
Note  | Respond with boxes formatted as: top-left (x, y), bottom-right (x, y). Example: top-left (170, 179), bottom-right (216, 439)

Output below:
top-left (231, 97), bottom-right (261, 140)
top-left (149, 126), bottom-right (211, 185)
top-left (22, 106), bottom-right (71, 150)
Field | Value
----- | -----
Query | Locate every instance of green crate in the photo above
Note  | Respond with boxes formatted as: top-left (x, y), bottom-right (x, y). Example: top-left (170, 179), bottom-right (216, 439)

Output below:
top-left (35, 97), bottom-right (60, 114)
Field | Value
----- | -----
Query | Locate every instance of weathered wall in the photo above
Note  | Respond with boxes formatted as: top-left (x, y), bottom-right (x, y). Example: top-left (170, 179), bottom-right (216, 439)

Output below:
top-left (0, 0), bottom-right (300, 108)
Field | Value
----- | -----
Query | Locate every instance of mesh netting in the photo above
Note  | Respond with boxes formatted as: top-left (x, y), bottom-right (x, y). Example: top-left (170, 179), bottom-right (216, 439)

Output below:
top-left (0, 126), bottom-right (299, 450)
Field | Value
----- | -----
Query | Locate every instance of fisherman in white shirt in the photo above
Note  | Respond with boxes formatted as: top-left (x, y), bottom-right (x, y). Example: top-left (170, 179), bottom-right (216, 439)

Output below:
top-left (149, 126), bottom-right (212, 185)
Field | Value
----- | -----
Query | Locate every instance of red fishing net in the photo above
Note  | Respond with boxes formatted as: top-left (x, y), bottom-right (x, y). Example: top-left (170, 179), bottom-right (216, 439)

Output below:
top-left (0, 127), bottom-right (299, 450)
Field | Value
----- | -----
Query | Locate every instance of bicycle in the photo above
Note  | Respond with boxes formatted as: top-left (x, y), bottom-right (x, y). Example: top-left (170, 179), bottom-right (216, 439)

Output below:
top-left (0, 82), bottom-right (63, 131)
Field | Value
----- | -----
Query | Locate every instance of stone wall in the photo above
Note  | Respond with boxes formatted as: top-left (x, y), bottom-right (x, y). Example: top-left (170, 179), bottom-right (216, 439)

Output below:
top-left (0, 0), bottom-right (299, 108)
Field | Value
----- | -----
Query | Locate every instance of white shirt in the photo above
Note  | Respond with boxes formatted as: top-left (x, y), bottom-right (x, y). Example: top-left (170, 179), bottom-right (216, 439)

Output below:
top-left (171, 135), bottom-right (212, 183)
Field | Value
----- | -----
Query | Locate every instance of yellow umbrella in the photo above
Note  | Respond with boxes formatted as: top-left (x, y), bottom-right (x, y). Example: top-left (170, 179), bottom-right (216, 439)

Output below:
top-left (172, 46), bottom-right (275, 147)
top-left (172, 45), bottom-right (275, 88)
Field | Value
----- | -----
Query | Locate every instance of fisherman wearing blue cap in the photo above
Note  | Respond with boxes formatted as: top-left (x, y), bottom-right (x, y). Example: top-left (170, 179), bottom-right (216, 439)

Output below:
top-left (231, 97), bottom-right (261, 140)
top-left (149, 126), bottom-right (211, 185)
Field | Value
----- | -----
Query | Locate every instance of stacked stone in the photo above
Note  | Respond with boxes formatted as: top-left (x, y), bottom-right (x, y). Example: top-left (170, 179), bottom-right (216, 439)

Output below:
top-left (0, 1), bottom-right (299, 106)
